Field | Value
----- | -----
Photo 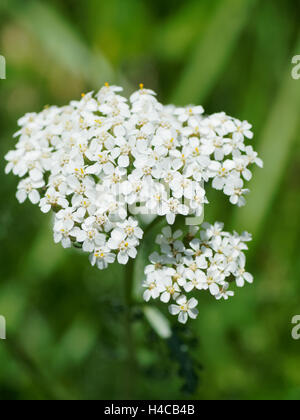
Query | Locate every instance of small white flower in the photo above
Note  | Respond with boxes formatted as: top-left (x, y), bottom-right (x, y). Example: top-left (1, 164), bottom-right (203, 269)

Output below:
top-left (142, 272), bottom-right (164, 302)
top-left (16, 178), bottom-right (44, 204)
top-left (85, 210), bottom-right (113, 233)
top-left (202, 222), bottom-right (225, 241)
top-left (169, 296), bottom-right (199, 324)
top-left (39, 187), bottom-right (69, 213)
top-left (73, 223), bottom-right (107, 253)
top-left (183, 269), bottom-right (206, 293)
top-left (174, 106), bottom-right (204, 123)
top-left (53, 222), bottom-right (75, 249)
top-left (117, 217), bottom-right (144, 240)
top-left (210, 160), bottom-right (236, 191)
top-left (166, 198), bottom-right (189, 225)
top-left (202, 268), bottom-right (222, 296)
top-left (160, 277), bottom-right (181, 303)
top-left (187, 238), bottom-right (213, 261)
top-left (215, 283), bottom-right (234, 301)
top-left (235, 255), bottom-right (253, 287)
top-left (233, 120), bottom-right (253, 141)
top-left (89, 247), bottom-right (116, 270)
top-left (170, 174), bottom-right (195, 200)
top-left (110, 138), bottom-right (132, 168)
top-left (55, 207), bottom-right (84, 231)
top-left (156, 226), bottom-right (183, 247)
top-left (244, 145), bottom-right (263, 168)
top-left (172, 265), bottom-right (189, 287)
top-left (107, 229), bottom-right (138, 265)
top-left (184, 257), bottom-right (207, 282)
top-left (223, 177), bottom-right (249, 207)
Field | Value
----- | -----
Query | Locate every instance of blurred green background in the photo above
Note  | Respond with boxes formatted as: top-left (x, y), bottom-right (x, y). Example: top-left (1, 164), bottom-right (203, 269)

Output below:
top-left (0, 0), bottom-right (300, 400)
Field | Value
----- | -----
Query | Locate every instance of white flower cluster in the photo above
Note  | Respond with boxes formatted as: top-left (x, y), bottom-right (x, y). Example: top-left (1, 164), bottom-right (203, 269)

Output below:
top-left (5, 83), bottom-right (261, 321)
top-left (143, 223), bottom-right (253, 324)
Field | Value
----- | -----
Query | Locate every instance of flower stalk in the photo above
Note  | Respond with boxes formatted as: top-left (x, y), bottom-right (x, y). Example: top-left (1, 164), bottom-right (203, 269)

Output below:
top-left (123, 256), bottom-right (137, 398)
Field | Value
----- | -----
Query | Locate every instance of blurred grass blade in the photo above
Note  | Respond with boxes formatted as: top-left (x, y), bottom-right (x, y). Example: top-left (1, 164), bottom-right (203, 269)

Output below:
top-left (171, 0), bottom-right (257, 105)
top-left (155, 0), bottom-right (216, 61)
top-left (0, 0), bottom-right (116, 87)
top-left (144, 307), bottom-right (172, 339)
top-left (20, 218), bottom-right (66, 280)
top-left (55, 317), bottom-right (98, 367)
top-left (233, 37), bottom-right (300, 239)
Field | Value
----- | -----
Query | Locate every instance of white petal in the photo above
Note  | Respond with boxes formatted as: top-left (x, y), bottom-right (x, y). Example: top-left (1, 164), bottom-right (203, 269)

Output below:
top-left (188, 298), bottom-right (198, 309)
top-left (83, 240), bottom-right (95, 253)
top-left (169, 305), bottom-right (180, 316)
top-left (176, 295), bottom-right (187, 305)
top-left (188, 308), bottom-right (198, 319)
top-left (178, 312), bottom-right (188, 324)
top-left (212, 177), bottom-right (224, 190)
top-left (166, 213), bottom-right (176, 225)
top-left (29, 190), bottom-right (40, 204)
top-left (41, 204), bottom-right (51, 213)
top-left (118, 252), bottom-right (129, 265)
top-left (184, 282), bottom-right (194, 293)
top-left (62, 237), bottom-right (71, 248)
top-left (128, 247), bottom-right (137, 259)
top-left (236, 277), bottom-right (245, 287)
top-left (16, 190), bottom-right (27, 203)
top-left (54, 232), bottom-right (62, 244)
top-left (143, 290), bottom-right (151, 302)
top-left (76, 230), bottom-right (87, 242)
top-left (161, 292), bottom-right (171, 303)
top-left (209, 283), bottom-right (220, 296)
top-left (244, 272), bottom-right (253, 284)
top-left (118, 155), bottom-right (130, 168)
top-left (30, 168), bottom-right (43, 181)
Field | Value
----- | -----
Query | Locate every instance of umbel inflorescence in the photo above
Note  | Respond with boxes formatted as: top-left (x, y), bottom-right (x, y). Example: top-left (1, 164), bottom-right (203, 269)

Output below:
top-left (5, 83), bottom-right (262, 323)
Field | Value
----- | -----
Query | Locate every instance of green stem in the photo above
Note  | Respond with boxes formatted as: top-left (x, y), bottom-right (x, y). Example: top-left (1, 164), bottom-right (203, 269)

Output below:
top-left (125, 257), bottom-right (135, 307)
top-left (143, 216), bottom-right (165, 237)
top-left (123, 257), bottom-right (137, 398)
top-left (122, 217), bottom-right (165, 398)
